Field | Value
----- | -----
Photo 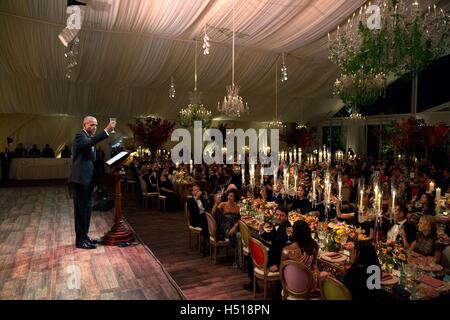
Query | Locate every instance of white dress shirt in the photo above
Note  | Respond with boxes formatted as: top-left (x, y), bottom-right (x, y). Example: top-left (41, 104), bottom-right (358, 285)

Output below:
top-left (387, 219), bottom-right (406, 241)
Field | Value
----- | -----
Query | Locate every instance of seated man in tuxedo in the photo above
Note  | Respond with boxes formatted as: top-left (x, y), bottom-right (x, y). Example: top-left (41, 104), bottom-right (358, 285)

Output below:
top-left (386, 204), bottom-right (416, 245)
top-left (187, 184), bottom-right (211, 256)
top-left (244, 205), bottom-right (292, 291)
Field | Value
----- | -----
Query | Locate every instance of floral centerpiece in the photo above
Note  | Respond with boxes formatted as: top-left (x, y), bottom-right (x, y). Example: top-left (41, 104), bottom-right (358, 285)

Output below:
top-left (326, 222), bottom-right (366, 252)
top-left (171, 169), bottom-right (194, 184)
top-left (378, 240), bottom-right (408, 270)
top-left (241, 199), bottom-right (278, 224)
top-left (288, 212), bottom-right (319, 232)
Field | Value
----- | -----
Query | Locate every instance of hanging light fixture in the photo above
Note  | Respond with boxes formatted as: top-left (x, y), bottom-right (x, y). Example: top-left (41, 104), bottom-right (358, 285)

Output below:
top-left (280, 53), bottom-right (288, 82)
top-left (169, 76), bottom-right (176, 98)
top-left (296, 102), bottom-right (308, 129)
top-left (217, 0), bottom-right (248, 117)
top-left (178, 41), bottom-right (212, 128)
top-left (268, 60), bottom-right (284, 129)
top-left (203, 24), bottom-right (210, 55)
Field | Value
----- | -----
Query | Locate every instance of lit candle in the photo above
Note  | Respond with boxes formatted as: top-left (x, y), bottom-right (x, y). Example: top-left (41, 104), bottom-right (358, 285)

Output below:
top-left (284, 168), bottom-right (288, 190)
top-left (338, 179), bottom-right (342, 200)
top-left (312, 179), bottom-right (316, 202)
top-left (392, 190), bottom-right (396, 211)
top-left (260, 166), bottom-right (264, 186)
top-left (299, 148), bottom-right (302, 164)
top-left (189, 159), bottom-right (193, 174)
top-left (429, 181), bottom-right (435, 192)
top-left (176, 162), bottom-right (179, 169)
top-left (436, 187), bottom-right (441, 203)
top-left (359, 190), bottom-right (364, 209)
top-left (295, 175), bottom-right (298, 191)
top-left (241, 168), bottom-right (245, 187)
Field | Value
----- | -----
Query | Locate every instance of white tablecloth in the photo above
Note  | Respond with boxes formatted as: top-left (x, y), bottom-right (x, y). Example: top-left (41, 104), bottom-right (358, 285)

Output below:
top-left (9, 158), bottom-right (71, 180)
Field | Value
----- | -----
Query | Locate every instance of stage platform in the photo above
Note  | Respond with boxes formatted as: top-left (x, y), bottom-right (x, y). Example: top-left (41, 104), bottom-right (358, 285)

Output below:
top-left (0, 186), bottom-right (184, 300)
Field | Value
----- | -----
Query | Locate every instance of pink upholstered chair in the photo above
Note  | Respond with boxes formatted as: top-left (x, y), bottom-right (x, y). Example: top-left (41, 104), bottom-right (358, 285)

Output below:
top-left (280, 260), bottom-right (316, 300)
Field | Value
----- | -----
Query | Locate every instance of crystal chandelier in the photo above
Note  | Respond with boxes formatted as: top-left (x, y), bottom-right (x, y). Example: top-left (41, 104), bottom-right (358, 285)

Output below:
top-left (178, 41), bottom-right (212, 128)
top-left (65, 36), bottom-right (80, 79)
top-left (328, 0), bottom-right (449, 107)
top-left (347, 107), bottom-right (365, 121)
top-left (296, 122), bottom-right (308, 129)
top-left (268, 60), bottom-right (284, 129)
top-left (217, 0), bottom-right (248, 117)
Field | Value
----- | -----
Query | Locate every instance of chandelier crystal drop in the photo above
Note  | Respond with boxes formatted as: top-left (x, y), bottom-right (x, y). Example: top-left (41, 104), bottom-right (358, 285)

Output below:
top-left (203, 25), bottom-right (210, 55)
top-left (217, 0), bottom-right (248, 117)
top-left (268, 60), bottom-right (284, 129)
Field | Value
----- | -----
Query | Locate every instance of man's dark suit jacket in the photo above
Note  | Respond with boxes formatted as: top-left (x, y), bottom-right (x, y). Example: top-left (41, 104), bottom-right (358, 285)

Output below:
top-left (187, 195), bottom-right (211, 228)
top-left (69, 130), bottom-right (108, 186)
top-left (260, 220), bottom-right (292, 268)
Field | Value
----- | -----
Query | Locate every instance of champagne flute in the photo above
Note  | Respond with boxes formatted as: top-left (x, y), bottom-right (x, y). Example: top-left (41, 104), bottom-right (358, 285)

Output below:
top-left (110, 117), bottom-right (116, 133)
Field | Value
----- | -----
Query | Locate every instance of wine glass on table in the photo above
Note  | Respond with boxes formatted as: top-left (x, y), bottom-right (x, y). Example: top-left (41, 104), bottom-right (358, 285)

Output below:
top-left (286, 227), bottom-right (293, 244)
top-left (109, 117), bottom-right (116, 134)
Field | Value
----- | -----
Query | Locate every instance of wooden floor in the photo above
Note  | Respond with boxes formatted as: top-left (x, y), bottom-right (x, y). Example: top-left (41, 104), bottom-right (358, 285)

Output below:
top-left (123, 192), bottom-right (256, 300)
top-left (0, 185), bottom-right (184, 300)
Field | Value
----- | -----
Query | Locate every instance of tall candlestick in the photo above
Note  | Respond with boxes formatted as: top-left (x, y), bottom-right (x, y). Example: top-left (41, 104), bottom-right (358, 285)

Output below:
top-left (299, 148), bottom-right (302, 164)
top-left (189, 159), bottom-right (193, 174)
top-left (294, 175), bottom-right (298, 192)
top-left (241, 168), bottom-right (245, 187)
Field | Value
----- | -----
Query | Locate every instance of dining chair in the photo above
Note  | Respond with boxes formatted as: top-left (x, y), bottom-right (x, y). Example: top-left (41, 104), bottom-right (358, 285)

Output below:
top-left (238, 220), bottom-right (250, 272)
top-left (139, 177), bottom-right (158, 208)
top-left (320, 276), bottom-right (352, 300)
top-left (205, 212), bottom-right (230, 264)
top-left (185, 202), bottom-right (202, 251)
top-left (279, 260), bottom-right (316, 300)
top-left (156, 183), bottom-right (167, 212)
top-left (249, 237), bottom-right (280, 300)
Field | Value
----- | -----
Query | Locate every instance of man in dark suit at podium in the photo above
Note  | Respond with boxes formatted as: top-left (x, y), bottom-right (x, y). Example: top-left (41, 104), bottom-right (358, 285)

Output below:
top-left (69, 116), bottom-right (115, 249)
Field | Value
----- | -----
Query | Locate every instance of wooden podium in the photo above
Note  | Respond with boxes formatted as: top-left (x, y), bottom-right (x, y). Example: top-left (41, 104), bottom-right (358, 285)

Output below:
top-left (102, 152), bottom-right (135, 246)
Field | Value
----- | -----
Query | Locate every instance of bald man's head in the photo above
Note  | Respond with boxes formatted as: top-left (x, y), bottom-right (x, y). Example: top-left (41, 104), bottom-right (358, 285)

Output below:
top-left (83, 116), bottom-right (98, 135)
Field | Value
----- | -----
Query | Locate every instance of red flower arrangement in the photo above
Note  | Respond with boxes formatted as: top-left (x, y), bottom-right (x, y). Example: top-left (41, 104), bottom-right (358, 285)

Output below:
top-left (128, 117), bottom-right (175, 157)
top-left (383, 117), bottom-right (448, 156)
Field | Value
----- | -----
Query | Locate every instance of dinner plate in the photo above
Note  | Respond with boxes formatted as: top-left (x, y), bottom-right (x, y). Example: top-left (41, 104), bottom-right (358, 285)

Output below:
top-left (320, 252), bottom-right (348, 263)
top-left (381, 274), bottom-right (399, 286)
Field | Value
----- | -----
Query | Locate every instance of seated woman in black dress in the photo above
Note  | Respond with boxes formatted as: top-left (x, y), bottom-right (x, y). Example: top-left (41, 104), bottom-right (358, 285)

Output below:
top-left (212, 189), bottom-right (241, 246)
top-left (344, 241), bottom-right (386, 300)
top-left (158, 169), bottom-right (179, 212)
top-left (289, 185), bottom-right (310, 213)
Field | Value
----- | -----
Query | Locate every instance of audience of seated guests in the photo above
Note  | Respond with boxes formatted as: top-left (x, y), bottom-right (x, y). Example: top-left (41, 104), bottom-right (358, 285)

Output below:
top-left (344, 241), bottom-right (385, 300)
top-left (243, 205), bottom-right (292, 291)
top-left (61, 145), bottom-right (72, 158)
top-left (281, 220), bottom-right (321, 292)
top-left (141, 166), bottom-right (158, 193)
top-left (402, 215), bottom-right (442, 260)
top-left (186, 184), bottom-right (211, 256)
top-left (42, 144), bottom-right (55, 158)
top-left (28, 144), bottom-right (40, 157)
top-left (14, 143), bottom-right (27, 158)
top-left (288, 185), bottom-right (310, 213)
top-left (158, 168), bottom-right (179, 212)
top-left (385, 204), bottom-right (417, 245)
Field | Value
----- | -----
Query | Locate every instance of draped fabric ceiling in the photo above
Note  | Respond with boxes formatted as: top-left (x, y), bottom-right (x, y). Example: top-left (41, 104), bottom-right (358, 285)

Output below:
top-left (0, 0), bottom-right (447, 151)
